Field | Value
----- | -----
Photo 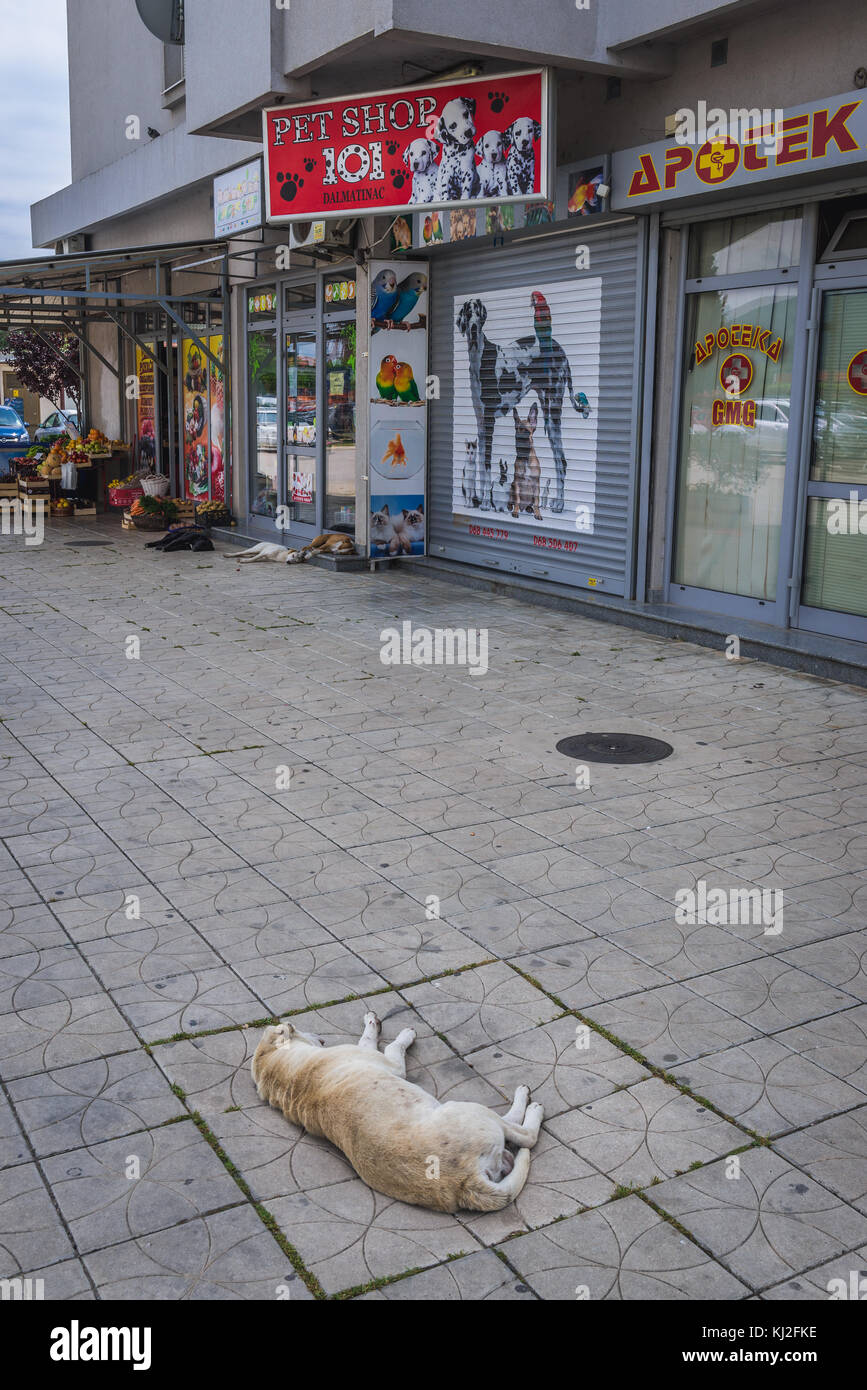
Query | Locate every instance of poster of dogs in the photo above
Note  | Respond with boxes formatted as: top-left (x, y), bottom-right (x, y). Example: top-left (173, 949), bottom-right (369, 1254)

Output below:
top-left (369, 258), bottom-right (429, 558)
top-left (452, 279), bottom-right (601, 535)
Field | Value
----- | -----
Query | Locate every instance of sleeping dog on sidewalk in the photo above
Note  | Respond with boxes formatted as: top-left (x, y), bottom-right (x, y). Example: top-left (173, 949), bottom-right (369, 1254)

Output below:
top-left (252, 1012), bottom-right (543, 1212)
top-left (226, 534), bottom-right (357, 565)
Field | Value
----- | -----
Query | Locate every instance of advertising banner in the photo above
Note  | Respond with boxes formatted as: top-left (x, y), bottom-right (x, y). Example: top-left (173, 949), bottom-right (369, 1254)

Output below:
top-left (135, 344), bottom-right (156, 469)
top-left (214, 160), bottom-right (263, 237)
top-left (451, 279), bottom-right (600, 535)
top-left (263, 69), bottom-right (548, 222)
top-left (209, 335), bottom-right (225, 503)
top-left (369, 259), bottom-right (428, 559)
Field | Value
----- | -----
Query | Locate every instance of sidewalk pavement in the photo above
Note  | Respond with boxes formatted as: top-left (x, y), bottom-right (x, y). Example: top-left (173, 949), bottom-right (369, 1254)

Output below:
top-left (1, 519), bottom-right (866, 1300)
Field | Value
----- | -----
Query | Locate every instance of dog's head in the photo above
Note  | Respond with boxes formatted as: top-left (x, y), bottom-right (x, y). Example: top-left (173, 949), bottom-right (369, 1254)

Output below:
top-left (457, 298), bottom-right (487, 349)
top-left (475, 129), bottom-right (506, 164)
top-left (403, 137), bottom-right (438, 173)
top-left (506, 117), bottom-right (542, 154)
top-left (252, 1022), bottom-right (325, 1085)
top-left (436, 96), bottom-right (477, 148)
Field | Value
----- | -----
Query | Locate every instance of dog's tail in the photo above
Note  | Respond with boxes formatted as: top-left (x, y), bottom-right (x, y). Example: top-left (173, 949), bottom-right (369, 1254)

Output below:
top-left (460, 1147), bottom-right (531, 1212)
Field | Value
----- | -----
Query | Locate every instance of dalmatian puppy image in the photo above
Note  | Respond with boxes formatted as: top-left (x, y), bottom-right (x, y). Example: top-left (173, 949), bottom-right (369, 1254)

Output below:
top-left (475, 130), bottom-right (509, 199)
top-left (506, 117), bottom-right (543, 195)
top-left (435, 96), bottom-right (481, 202)
top-left (403, 138), bottom-right (439, 204)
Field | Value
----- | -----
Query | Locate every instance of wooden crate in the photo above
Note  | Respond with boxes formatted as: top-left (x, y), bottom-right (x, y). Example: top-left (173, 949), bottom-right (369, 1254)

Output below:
top-left (0, 481), bottom-right (18, 499)
top-left (74, 504), bottom-right (98, 518)
top-left (172, 500), bottom-right (197, 523)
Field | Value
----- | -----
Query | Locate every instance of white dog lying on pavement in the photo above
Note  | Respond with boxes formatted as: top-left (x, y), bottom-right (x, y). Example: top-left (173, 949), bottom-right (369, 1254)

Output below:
top-left (252, 1012), bottom-right (544, 1212)
top-left (226, 542), bottom-right (292, 564)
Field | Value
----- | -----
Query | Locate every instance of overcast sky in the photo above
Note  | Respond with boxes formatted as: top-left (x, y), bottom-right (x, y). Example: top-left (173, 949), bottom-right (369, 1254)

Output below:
top-left (0, 0), bottom-right (71, 260)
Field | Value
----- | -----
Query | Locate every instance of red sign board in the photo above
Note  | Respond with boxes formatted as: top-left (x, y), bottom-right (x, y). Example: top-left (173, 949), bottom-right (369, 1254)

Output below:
top-left (263, 69), bottom-right (548, 222)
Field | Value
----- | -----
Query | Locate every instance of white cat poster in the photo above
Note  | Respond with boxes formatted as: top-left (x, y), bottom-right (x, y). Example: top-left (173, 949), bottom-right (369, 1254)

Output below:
top-left (369, 258), bottom-right (429, 558)
top-left (452, 278), bottom-right (601, 534)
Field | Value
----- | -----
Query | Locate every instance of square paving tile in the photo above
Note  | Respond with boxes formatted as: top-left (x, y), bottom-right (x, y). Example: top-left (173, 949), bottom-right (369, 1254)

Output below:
top-left (401, 963), bottom-right (560, 1053)
top-left (7, 1051), bottom-right (186, 1157)
top-left (0, 1091), bottom-right (28, 1168)
top-left (82, 1204), bottom-right (315, 1300)
top-left (671, 1036), bottom-right (865, 1136)
top-left (498, 1194), bottom-right (749, 1300)
top-left (583, 982), bottom-right (757, 1069)
top-left (547, 1077), bottom-right (744, 1187)
top-left (268, 1177), bottom-right (480, 1295)
top-left (510, 940), bottom-right (669, 1010)
top-left (779, 932), bottom-right (867, 1002)
top-left (41, 1122), bottom-right (244, 1254)
top-left (650, 1149), bottom-right (867, 1291)
top-left (467, 1015), bottom-right (648, 1118)
top-left (447, 899), bottom-right (592, 958)
top-left (774, 1006), bottom-right (867, 1096)
top-left (357, 1247), bottom-right (535, 1300)
top-left (774, 1107), bottom-right (867, 1211)
top-left (761, 1244), bottom-right (867, 1300)
top-left (0, 1162), bottom-right (74, 1277)
top-left (0, 993), bottom-right (139, 1080)
top-left (686, 958), bottom-right (858, 1035)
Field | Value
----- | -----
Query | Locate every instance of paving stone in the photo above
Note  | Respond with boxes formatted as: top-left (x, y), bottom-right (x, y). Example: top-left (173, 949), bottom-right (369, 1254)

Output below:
top-left (82, 1204), bottom-right (315, 1300)
top-left (466, 1015), bottom-right (648, 1117)
top-left (402, 963), bottom-right (560, 1053)
top-left (109, 964), bottom-right (264, 1040)
top-left (774, 1107), bottom-right (867, 1211)
top-left (650, 1149), bottom-right (867, 1291)
top-left (0, 902), bottom-right (71, 958)
top-left (41, 1122), bottom-right (244, 1254)
top-left (499, 1194), bottom-right (749, 1300)
top-left (547, 1077), bottom-right (744, 1187)
top-left (0, 993), bottom-right (139, 1080)
top-left (8, 1257), bottom-right (95, 1300)
top-left (671, 1037), bottom-right (864, 1136)
top-left (510, 940), bottom-right (669, 1009)
top-left (779, 932), bottom-right (867, 1002)
top-left (7, 1051), bottom-right (186, 1157)
top-left (0, 1091), bottom-right (29, 1168)
top-left (761, 1244), bottom-right (867, 1300)
top-left (357, 1247), bottom-right (536, 1300)
top-left (348, 921), bottom-right (488, 985)
top-left (0, 1162), bottom-right (74, 1276)
top-left (686, 958), bottom-right (858, 1035)
top-left (268, 1177), bottom-right (481, 1295)
top-left (583, 982), bottom-right (757, 1068)
top-left (446, 898), bottom-right (592, 958)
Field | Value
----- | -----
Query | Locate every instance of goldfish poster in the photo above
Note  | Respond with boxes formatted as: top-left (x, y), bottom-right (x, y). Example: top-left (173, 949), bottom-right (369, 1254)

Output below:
top-left (368, 258), bottom-right (428, 558)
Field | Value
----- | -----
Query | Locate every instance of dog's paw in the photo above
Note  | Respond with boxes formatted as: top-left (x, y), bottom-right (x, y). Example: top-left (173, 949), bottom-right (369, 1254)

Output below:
top-left (526, 1101), bottom-right (544, 1125)
top-left (363, 1011), bottom-right (382, 1031)
top-left (395, 1028), bottom-right (416, 1048)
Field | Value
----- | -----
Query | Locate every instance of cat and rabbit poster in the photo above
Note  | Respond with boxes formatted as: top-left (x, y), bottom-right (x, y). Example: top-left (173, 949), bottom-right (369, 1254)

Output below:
top-left (369, 258), bottom-right (429, 558)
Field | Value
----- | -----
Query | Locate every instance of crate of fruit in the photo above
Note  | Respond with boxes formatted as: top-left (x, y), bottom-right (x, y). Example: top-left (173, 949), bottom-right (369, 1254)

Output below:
top-left (196, 500), bottom-right (232, 528)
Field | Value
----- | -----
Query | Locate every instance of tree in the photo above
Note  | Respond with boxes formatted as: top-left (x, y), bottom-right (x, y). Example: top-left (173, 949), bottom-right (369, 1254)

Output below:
top-left (5, 332), bottom-right (82, 422)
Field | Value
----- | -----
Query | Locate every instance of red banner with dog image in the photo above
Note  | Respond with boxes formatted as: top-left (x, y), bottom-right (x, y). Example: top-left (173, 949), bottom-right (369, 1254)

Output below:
top-left (263, 69), bottom-right (549, 222)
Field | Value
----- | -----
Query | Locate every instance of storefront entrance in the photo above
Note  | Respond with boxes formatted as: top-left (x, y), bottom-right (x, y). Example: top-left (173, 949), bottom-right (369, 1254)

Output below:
top-left (246, 271), bottom-right (357, 539)
top-left (667, 202), bottom-right (867, 644)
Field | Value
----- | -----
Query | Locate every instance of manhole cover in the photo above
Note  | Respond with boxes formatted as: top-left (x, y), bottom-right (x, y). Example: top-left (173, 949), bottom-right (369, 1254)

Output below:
top-left (555, 732), bottom-right (674, 764)
top-left (64, 541), bottom-right (113, 548)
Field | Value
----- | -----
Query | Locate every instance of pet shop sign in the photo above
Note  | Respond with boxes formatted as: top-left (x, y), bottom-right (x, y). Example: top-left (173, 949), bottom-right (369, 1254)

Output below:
top-left (263, 70), bottom-right (549, 221)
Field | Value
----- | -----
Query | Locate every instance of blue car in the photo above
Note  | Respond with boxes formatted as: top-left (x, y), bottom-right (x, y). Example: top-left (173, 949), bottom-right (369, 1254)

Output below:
top-left (0, 405), bottom-right (30, 450)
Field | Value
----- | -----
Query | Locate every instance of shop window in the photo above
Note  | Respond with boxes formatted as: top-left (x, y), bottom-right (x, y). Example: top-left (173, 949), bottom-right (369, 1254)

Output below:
top-left (687, 209), bottom-right (802, 278)
top-left (249, 328), bottom-right (278, 518)
top-left (802, 288), bottom-right (867, 617)
top-left (673, 284), bottom-right (797, 600)
top-left (325, 321), bottom-right (356, 533)
top-left (285, 282), bottom-right (316, 312)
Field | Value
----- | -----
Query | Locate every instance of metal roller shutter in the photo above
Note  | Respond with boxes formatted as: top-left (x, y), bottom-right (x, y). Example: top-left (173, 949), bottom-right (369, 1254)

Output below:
top-left (427, 217), bottom-right (645, 596)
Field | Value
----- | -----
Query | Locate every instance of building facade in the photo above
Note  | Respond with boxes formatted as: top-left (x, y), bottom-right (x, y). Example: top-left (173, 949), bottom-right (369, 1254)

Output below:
top-left (28, 0), bottom-right (867, 666)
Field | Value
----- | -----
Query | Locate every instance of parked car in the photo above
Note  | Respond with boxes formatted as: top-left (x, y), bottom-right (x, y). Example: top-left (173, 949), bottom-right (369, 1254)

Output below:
top-left (34, 410), bottom-right (80, 444)
top-left (0, 405), bottom-right (30, 448)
